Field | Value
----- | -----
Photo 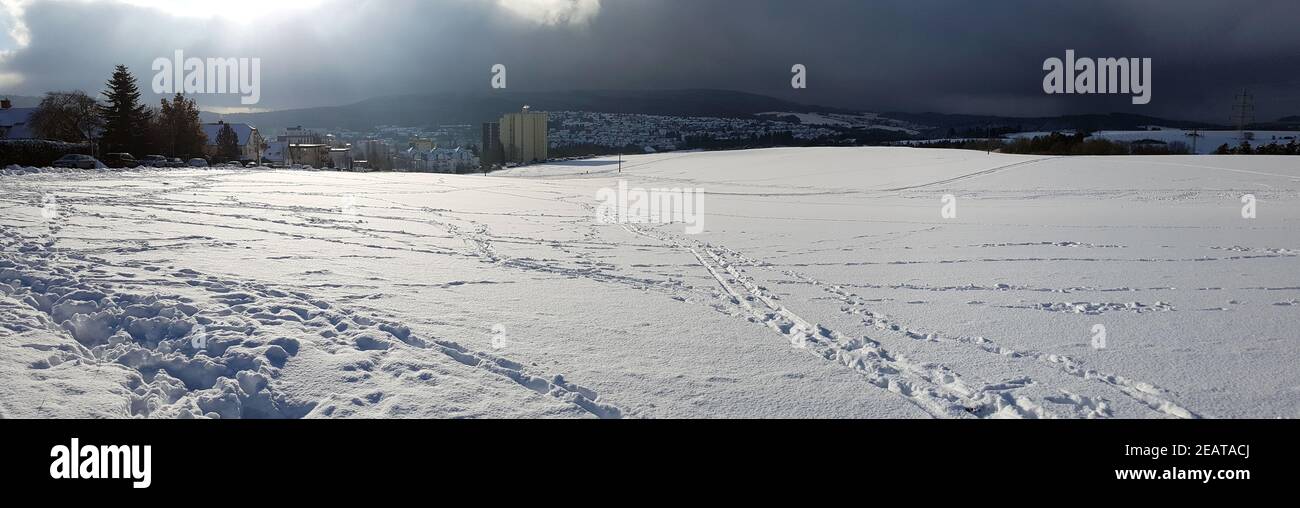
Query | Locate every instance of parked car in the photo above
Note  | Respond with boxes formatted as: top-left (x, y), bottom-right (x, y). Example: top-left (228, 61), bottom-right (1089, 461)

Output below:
top-left (51, 154), bottom-right (106, 169)
top-left (187, 158), bottom-right (209, 167)
top-left (102, 153), bottom-right (139, 168)
top-left (167, 158), bottom-right (185, 167)
top-left (140, 155), bottom-right (169, 167)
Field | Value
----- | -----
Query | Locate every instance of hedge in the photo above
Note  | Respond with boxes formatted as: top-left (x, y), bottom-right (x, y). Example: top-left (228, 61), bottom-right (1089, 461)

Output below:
top-left (0, 139), bottom-right (94, 167)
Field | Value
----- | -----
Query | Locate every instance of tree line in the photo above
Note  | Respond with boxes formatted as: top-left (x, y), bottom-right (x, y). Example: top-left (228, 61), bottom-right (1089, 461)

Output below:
top-left (1212, 139), bottom-right (1300, 155)
top-left (26, 65), bottom-right (243, 161)
top-left (910, 132), bottom-right (1191, 155)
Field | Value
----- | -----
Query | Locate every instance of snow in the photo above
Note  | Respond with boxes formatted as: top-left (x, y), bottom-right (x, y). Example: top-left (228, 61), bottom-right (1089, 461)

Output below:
top-left (2, 147), bottom-right (1298, 418)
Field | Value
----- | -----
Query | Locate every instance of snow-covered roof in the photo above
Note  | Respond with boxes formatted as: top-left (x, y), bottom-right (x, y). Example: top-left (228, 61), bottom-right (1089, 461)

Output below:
top-left (202, 122), bottom-right (256, 146)
top-left (2, 123), bottom-right (34, 139)
top-left (0, 107), bottom-right (35, 139)
top-left (0, 107), bottom-right (34, 126)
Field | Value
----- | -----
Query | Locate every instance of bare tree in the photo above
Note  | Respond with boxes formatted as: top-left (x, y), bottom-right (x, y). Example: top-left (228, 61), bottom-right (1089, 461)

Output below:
top-left (29, 91), bottom-right (103, 143)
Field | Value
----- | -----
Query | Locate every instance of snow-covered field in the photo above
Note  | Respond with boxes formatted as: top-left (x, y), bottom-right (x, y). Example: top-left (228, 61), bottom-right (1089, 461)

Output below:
top-left (2, 147), bottom-right (1298, 419)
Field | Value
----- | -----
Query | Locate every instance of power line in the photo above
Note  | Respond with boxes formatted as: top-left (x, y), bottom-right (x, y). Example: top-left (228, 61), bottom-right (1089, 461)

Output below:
top-left (1231, 89), bottom-right (1255, 133)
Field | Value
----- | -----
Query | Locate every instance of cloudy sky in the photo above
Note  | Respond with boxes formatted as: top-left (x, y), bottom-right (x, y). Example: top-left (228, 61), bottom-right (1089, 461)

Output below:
top-left (1, 0), bottom-right (1297, 122)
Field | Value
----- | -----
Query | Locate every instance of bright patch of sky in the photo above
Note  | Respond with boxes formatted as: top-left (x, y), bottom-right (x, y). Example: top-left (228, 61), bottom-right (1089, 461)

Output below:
top-left (113, 0), bottom-right (326, 23)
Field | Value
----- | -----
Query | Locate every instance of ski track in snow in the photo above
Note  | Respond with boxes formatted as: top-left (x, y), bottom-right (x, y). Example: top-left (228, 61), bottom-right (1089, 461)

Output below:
top-left (546, 156), bottom-right (1221, 419)
top-left (613, 220), bottom-right (1132, 419)
top-left (4, 149), bottom-right (1297, 418)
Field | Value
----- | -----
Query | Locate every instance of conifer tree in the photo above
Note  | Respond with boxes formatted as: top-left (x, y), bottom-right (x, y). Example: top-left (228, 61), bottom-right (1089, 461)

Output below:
top-left (216, 123), bottom-right (241, 162)
top-left (156, 93), bottom-right (208, 158)
top-left (99, 65), bottom-right (151, 154)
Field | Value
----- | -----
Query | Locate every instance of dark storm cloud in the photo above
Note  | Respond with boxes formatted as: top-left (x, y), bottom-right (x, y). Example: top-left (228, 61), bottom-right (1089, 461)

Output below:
top-left (2, 0), bottom-right (1298, 122)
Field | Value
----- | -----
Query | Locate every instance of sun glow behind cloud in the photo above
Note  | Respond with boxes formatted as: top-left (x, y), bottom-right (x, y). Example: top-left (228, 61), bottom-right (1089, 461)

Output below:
top-left (0, 0), bottom-right (325, 53)
top-left (495, 0), bottom-right (601, 26)
top-left (115, 0), bottom-right (327, 23)
top-left (0, 0), bottom-right (330, 90)
top-left (0, 0), bottom-right (31, 48)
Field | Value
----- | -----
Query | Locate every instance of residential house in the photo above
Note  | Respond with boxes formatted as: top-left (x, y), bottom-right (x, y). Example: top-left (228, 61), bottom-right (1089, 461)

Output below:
top-left (202, 121), bottom-right (264, 161)
top-left (0, 99), bottom-right (36, 139)
top-left (329, 147), bottom-right (355, 170)
top-left (398, 145), bottom-right (478, 173)
top-left (262, 126), bottom-right (331, 167)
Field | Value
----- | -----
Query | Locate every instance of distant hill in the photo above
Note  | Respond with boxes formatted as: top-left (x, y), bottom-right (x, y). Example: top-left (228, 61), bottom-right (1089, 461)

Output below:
top-left (884, 112), bottom-right (1226, 136)
top-left (217, 89), bottom-right (847, 131)
top-left (1248, 116), bottom-right (1300, 130)
top-left (211, 88), bottom-right (1245, 140)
